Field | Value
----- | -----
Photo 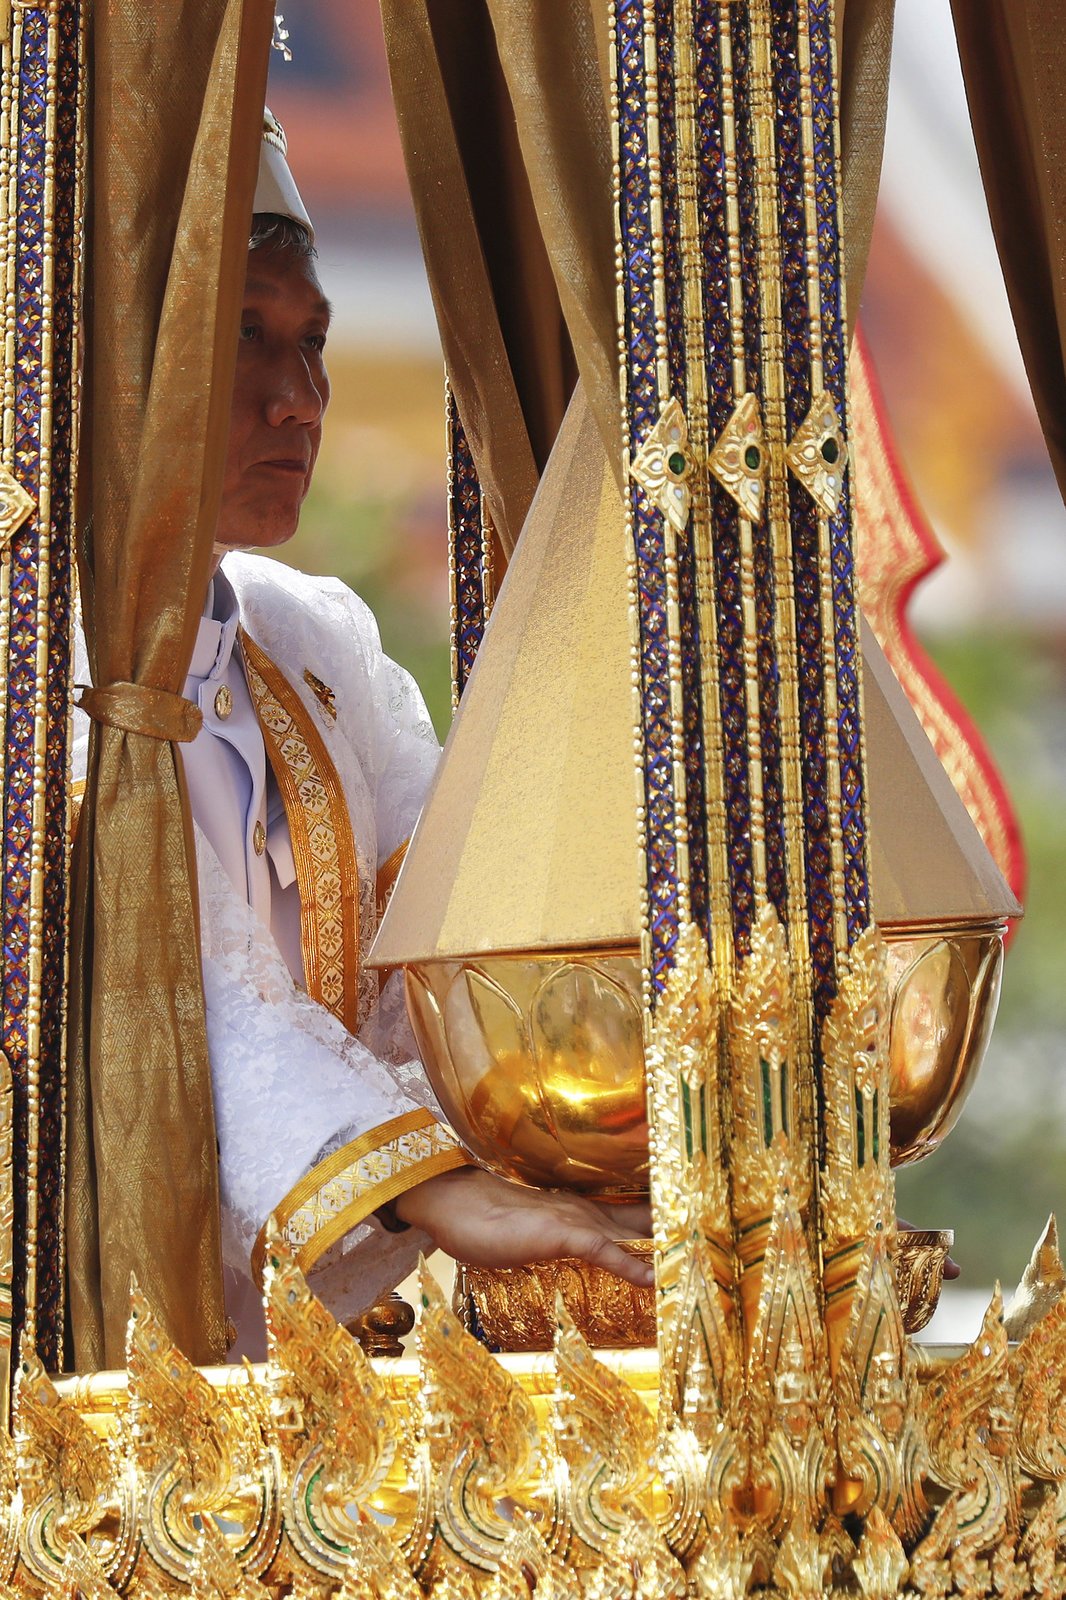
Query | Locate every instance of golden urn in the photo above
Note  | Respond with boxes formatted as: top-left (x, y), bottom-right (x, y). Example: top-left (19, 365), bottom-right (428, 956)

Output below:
top-left (373, 394), bottom-right (1018, 1194)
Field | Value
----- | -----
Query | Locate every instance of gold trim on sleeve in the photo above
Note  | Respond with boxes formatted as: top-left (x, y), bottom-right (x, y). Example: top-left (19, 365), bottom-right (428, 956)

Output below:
top-left (240, 629), bottom-right (362, 1033)
top-left (376, 837), bottom-right (409, 917)
top-left (251, 1109), bottom-right (473, 1282)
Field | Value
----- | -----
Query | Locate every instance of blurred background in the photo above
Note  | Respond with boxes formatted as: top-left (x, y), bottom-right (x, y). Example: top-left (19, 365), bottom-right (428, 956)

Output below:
top-left (264, 4), bottom-right (1066, 1339)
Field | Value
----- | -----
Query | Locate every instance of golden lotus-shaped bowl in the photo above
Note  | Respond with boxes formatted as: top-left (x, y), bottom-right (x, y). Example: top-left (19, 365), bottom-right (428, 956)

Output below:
top-left (405, 920), bottom-right (1004, 1193)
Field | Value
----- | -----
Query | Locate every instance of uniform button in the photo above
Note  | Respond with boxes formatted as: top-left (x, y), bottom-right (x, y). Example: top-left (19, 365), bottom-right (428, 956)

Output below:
top-left (253, 821), bottom-right (266, 856)
top-left (214, 685), bottom-right (233, 719)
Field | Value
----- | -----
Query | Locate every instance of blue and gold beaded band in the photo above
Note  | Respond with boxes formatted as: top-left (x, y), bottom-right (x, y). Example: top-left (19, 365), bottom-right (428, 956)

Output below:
top-left (0, 0), bottom-right (84, 1377)
top-left (611, 0), bottom-right (871, 1048)
top-left (446, 377), bottom-right (495, 709)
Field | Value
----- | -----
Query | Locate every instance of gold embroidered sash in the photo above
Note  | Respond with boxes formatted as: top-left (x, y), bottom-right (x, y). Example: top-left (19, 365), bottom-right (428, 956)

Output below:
top-left (240, 630), bottom-right (362, 1034)
top-left (240, 636), bottom-right (473, 1258)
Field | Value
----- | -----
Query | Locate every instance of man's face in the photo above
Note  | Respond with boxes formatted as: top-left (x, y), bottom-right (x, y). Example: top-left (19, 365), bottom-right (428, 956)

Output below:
top-left (216, 244), bottom-right (331, 555)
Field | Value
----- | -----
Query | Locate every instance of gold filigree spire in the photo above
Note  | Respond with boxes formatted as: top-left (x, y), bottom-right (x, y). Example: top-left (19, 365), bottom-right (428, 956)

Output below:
top-left (924, 1288), bottom-right (1021, 1557)
top-left (418, 1263), bottom-right (538, 1577)
top-left (729, 905), bottom-right (807, 1338)
top-left (832, 1233), bottom-right (927, 1543)
top-left (14, 1340), bottom-right (133, 1591)
top-left (820, 925), bottom-right (891, 1247)
top-left (1003, 1214), bottom-right (1065, 1342)
top-left (127, 1282), bottom-right (267, 1579)
top-left (263, 1225), bottom-right (408, 1583)
top-left (851, 1505), bottom-right (909, 1600)
top-left (747, 1175), bottom-right (831, 1537)
top-left (730, 905), bottom-right (804, 1218)
top-left (645, 921), bottom-right (733, 1427)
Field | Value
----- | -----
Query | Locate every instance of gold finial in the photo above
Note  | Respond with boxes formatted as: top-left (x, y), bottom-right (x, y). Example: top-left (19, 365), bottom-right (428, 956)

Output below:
top-left (1003, 1214), bottom-right (1066, 1343)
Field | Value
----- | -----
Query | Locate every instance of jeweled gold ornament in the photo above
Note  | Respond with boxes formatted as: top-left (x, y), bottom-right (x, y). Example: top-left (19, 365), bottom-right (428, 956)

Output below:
top-left (629, 396), bottom-right (695, 535)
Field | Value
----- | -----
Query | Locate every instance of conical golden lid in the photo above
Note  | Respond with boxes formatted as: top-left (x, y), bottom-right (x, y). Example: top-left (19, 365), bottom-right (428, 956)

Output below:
top-left (372, 387), bottom-right (1019, 967)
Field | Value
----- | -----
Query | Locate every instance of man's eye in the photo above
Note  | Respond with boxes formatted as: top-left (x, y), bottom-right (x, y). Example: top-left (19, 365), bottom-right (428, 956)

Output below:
top-left (305, 333), bottom-right (327, 352)
top-left (239, 322), bottom-right (260, 342)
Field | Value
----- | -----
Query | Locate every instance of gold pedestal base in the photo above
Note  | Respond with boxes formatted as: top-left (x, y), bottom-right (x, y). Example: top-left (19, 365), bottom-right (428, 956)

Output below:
top-left (456, 1230), bottom-right (953, 1351)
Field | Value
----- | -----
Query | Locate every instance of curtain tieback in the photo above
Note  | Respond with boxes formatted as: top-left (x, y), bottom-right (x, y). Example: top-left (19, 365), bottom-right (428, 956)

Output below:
top-left (78, 682), bottom-right (203, 743)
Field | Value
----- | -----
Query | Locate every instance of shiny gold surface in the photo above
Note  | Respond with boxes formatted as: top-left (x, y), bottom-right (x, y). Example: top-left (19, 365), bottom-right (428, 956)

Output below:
top-left (892, 1230), bottom-right (954, 1336)
top-left (456, 1243), bottom-right (656, 1351)
top-left (349, 1292), bottom-right (417, 1359)
top-left (456, 1231), bottom-right (953, 1351)
top-left (885, 921), bottom-right (1004, 1164)
top-left (405, 920), bottom-right (1005, 1192)
top-left (405, 950), bottom-right (648, 1190)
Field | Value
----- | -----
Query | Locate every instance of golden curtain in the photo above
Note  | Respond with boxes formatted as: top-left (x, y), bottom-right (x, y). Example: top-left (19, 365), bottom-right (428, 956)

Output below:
top-left (381, 0), bottom-right (897, 569)
top-left (67, 0), bottom-right (274, 1369)
top-left (951, 1), bottom-right (1066, 508)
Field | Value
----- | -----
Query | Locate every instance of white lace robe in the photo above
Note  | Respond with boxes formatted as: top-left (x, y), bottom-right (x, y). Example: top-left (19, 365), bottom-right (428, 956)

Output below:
top-left (74, 553), bottom-right (443, 1356)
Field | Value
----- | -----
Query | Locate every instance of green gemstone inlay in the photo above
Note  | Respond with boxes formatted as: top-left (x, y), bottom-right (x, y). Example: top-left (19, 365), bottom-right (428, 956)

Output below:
top-left (821, 436), bottom-right (840, 465)
top-left (761, 1060), bottom-right (773, 1144)
top-left (744, 444), bottom-right (761, 471)
top-left (667, 449), bottom-right (687, 476)
top-left (855, 1086), bottom-right (866, 1166)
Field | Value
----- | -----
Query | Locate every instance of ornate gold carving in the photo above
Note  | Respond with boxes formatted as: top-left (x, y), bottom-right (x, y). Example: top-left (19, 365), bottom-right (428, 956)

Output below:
top-left (263, 1226), bottom-right (403, 1581)
top-left (646, 922), bottom-right (727, 1242)
top-left (629, 396), bottom-right (696, 535)
top-left (893, 1229), bottom-right (954, 1336)
top-left (127, 1282), bottom-right (272, 1580)
top-left (852, 1504), bottom-right (909, 1599)
top-left (418, 1263), bottom-right (539, 1577)
top-left (1004, 1214), bottom-right (1065, 1343)
top-left (924, 1289), bottom-right (1021, 1557)
top-left (785, 389), bottom-right (849, 517)
top-left (820, 925), bottom-right (891, 1247)
top-left (455, 1245), bottom-right (655, 1352)
top-left (832, 1233), bottom-right (927, 1543)
top-left (730, 905), bottom-right (804, 1215)
top-left (553, 1298), bottom-right (675, 1580)
top-left (708, 392), bottom-right (767, 522)
top-left (746, 1176), bottom-right (832, 1536)
top-left (14, 1341), bottom-right (135, 1589)
top-left (1012, 1288), bottom-right (1066, 1482)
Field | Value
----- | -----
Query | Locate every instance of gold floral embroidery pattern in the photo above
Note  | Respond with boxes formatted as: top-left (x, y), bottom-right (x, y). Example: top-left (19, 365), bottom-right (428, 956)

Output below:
top-left (251, 1109), bottom-right (473, 1280)
top-left (241, 631), bottom-right (362, 1033)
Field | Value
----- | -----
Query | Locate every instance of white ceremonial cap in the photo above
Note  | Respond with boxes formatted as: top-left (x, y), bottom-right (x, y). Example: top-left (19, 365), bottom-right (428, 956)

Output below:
top-left (254, 108), bottom-right (314, 241)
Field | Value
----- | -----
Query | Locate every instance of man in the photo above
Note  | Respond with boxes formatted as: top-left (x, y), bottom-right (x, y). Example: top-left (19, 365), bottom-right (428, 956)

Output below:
top-left (75, 113), bottom-right (650, 1357)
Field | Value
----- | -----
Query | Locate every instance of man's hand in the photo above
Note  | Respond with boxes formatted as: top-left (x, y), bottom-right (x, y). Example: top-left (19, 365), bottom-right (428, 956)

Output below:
top-left (394, 1167), bottom-right (654, 1289)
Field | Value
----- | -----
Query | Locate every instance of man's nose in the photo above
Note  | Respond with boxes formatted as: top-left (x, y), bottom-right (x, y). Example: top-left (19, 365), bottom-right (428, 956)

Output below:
top-left (264, 354), bottom-right (326, 428)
